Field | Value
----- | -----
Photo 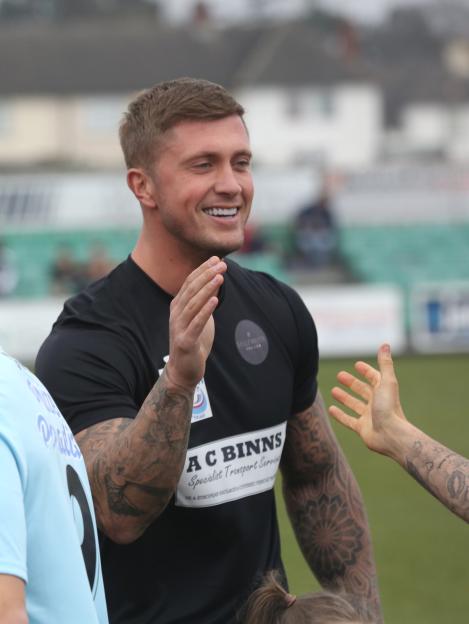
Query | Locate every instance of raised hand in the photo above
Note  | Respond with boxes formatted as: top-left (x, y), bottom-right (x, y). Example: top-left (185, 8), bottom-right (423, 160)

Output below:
top-left (165, 256), bottom-right (226, 391)
top-left (329, 344), bottom-right (408, 457)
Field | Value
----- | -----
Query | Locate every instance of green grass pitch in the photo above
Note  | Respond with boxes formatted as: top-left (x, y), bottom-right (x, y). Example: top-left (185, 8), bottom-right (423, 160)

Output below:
top-left (276, 352), bottom-right (469, 624)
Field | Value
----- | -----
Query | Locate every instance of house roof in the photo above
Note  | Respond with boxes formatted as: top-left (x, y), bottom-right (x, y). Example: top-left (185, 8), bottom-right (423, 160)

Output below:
top-left (0, 16), bottom-right (368, 96)
top-left (359, 9), bottom-right (469, 124)
top-left (232, 20), bottom-right (370, 87)
top-left (1, 12), bottom-right (468, 126)
top-left (422, 1), bottom-right (469, 39)
top-left (0, 18), bottom-right (262, 95)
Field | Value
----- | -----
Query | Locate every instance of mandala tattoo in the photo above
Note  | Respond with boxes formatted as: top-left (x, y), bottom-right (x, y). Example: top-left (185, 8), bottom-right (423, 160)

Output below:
top-left (294, 494), bottom-right (364, 584)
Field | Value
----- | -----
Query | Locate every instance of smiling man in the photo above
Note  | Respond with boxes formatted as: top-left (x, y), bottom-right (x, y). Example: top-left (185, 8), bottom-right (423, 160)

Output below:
top-left (35, 78), bottom-right (382, 624)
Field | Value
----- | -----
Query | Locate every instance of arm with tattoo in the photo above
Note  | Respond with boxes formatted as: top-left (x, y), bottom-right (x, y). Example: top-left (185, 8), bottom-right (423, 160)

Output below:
top-left (402, 430), bottom-right (469, 522)
top-left (281, 391), bottom-right (383, 623)
top-left (330, 343), bottom-right (469, 523)
top-left (76, 257), bottom-right (227, 544)
top-left (76, 367), bottom-right (193, 543)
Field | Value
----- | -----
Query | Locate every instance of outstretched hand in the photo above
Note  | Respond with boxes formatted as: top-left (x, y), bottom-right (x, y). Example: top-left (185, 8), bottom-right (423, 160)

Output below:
top-left (165, 256), bottom-right (226, 392)
top-left (329, 344), bottom-right (408, 456)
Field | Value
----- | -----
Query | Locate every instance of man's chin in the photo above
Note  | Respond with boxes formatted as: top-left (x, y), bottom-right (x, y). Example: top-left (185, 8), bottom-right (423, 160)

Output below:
top-left (217, 247), bottom-right (244, 260)
top-left (204, 239), bottom-right (243, 259)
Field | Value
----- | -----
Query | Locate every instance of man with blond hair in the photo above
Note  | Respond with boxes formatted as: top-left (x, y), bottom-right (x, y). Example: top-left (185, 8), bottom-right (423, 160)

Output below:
top-left (36, 78), bottom-right (382, 624)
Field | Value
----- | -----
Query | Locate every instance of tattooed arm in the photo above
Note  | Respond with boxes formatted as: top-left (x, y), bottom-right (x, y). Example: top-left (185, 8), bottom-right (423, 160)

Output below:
top-left (75, 257), bottom-right (226, 544)
top-left (75, 369), bottom-right (192, 544)
top-left (330, 343), bottom-right (469, 523)
top-left (281, 391), bottom-right (383, 623)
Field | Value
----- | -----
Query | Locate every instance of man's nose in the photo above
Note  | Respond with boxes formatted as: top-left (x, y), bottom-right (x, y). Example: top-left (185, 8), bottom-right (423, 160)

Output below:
top-left (214, 165), bottom-right (242, 196)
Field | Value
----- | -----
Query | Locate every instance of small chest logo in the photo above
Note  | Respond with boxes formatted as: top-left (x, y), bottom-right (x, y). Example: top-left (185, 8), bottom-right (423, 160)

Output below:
top-left (159, 356), bottom-right (213, 423)
top-left (235, 320), bottom-right (269, 365)
top-left (191, 378), bottom-right (213, 423)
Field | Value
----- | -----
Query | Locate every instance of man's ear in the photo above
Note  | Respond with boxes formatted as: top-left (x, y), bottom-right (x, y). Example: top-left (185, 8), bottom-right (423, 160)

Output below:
top-left (127, 168), bottom-right (157, 209)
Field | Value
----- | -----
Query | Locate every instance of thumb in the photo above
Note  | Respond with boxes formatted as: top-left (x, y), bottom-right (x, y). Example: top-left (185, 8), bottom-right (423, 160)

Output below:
top-left (377, 343), bottom-right (396, 381)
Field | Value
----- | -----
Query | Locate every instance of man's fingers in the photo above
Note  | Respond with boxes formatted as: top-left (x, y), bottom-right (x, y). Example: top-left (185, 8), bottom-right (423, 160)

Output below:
top-left (336, 370), bottom-right (372, 400)
top-left (184, 297), bottom-right (218, 343)
top-left (328, 405), bottom-right (359, 433)
top-left (173, 272), bottom-right (224, 328)
top-left (189, 255), bottom-right (223, 281)
top-left (174, 258), bottom-right (227, 311)
top-left (377, 343), bottom-right (396, 381)
top-left (354, 361), bottom-right (381, 387)
top-left (331, 385), bottom-right (367, 417)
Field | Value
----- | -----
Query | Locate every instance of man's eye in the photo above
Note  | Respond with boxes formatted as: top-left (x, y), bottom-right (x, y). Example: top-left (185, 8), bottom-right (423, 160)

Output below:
top-left (194, 162), bottom-right (211, 169)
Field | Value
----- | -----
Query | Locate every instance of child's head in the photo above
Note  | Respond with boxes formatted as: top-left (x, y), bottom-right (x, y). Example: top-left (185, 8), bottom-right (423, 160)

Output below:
top-left (242, 571), bottom-right (374, 624)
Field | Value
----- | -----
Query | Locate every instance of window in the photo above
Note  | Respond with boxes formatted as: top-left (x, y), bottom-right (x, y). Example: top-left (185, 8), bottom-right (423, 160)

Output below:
top-left (82, 96), bottom-right (125, 134)
top-left (0, 100), bottom-right (13, 136)
top-left (286, 89), bottom-right (335, 119)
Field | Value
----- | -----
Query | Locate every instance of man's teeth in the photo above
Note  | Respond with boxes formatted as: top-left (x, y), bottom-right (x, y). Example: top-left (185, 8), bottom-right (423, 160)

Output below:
top-left (204, 207), bottom-right (238, 217)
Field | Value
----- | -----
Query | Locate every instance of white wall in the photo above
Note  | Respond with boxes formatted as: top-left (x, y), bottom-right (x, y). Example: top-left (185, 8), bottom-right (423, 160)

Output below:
top-left (0, 84), bottom-right (381, 170)
top-left (447, 106), bottom-right (469, 162)
top-left (0, 97), bottom-right (64, 163)
top-left (71, 95), bottom-right (128, 167)
top-left (401, 102), bottom-right (469, 162)
top-left (0, 94), bottom-right (128, 168)
top-left (402, 103), bottom-right (450, 151)
top-left (238, 83), bottom-right (382, 169)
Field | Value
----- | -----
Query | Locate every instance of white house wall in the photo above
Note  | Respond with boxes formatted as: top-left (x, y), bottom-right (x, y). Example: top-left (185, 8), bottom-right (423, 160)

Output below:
top-left (0, 94), bottom-right (128, 168)
top-left (331, 85), bottom-right (382, 168)
top-left (0, 97), bottom-right (64, 163)
top-left (71, 95), bottom-right (128, 167)
top-left (1, 85), bottom-right (381, 169)
top-left (237, 84), bottom-right (382, 170)
top-left (446, 106), bottom-right (469, 162)
top-left (401, 102), bottom-right (469, 162)
top-left (402, 104), bottom-right (450, 152)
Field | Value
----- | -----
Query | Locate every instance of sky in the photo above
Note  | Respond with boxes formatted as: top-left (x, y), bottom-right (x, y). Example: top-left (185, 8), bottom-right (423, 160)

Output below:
top-left (158, 0), bottom-right (439, 25)
top-left (315, 0), bottom-right (433, 23)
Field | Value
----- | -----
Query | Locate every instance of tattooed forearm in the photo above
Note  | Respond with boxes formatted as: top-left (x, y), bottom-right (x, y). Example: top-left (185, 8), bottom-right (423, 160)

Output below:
top-left (103, 474), bottom-right (172, 517)
top-left (290, 492), bottom-right (364, 583)
top-left (76, 367), bottom-right (194, 543)
top-left (281, 393), bottom-right (383, 623)
top-left (405, 437), bottom-right (469, 523)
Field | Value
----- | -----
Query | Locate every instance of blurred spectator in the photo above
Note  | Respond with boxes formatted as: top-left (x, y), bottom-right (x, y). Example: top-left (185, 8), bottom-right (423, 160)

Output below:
top-left (0, 239), bottom-right (18, 297)
top-left (238, 222), bottom-right (266, 254)
top-left (291, 177), bottom-right (339, 269)
top-left (50, 242), bottom-right (115, 295)
top-left (84, 242), bottom-right (115, 283)
top-left (49, 244), bottom-right (86, 295)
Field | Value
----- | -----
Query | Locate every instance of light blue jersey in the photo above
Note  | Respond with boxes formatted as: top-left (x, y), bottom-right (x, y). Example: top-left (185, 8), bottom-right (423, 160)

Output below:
top-left (0, 349), bottom-right (108, 624)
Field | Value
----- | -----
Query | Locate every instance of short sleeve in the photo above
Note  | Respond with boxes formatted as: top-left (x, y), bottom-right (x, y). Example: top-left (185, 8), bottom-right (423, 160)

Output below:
top-left (277, 282), bottom-right (319, 414)
top-left (0, 433), bottom-right (27, 583)
top-left (35, 326), bottom-right (141, 434)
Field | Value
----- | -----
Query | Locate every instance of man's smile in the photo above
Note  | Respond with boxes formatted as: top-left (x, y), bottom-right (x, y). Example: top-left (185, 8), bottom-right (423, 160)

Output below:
top-left (202, 206), bottom-right (240, 217)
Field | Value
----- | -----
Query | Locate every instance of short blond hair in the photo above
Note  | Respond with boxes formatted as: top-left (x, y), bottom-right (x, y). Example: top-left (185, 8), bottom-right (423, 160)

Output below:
top-left (119, 77), bottom-right (245, 169)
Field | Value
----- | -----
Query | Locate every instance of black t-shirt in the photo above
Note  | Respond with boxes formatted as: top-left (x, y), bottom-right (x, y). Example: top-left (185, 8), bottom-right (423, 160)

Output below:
top-left (36, 256), bottom-right (318, 624)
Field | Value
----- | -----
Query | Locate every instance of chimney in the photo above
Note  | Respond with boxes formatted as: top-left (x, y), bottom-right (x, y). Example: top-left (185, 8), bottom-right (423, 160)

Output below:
top-left (338, 19), bottom-right (359, 63)
top-left (192, 1), bottom-right (211, 27)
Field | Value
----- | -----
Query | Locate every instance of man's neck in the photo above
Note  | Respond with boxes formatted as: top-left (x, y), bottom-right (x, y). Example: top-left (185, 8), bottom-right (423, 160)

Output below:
top-left (131, 233), bottom-right (208, 296)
